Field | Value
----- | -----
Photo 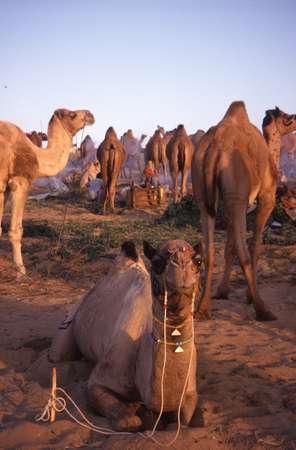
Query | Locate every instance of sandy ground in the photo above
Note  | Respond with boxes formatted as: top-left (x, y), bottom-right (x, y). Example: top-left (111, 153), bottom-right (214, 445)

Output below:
top-left (0, 198), bottom-right (296, 450)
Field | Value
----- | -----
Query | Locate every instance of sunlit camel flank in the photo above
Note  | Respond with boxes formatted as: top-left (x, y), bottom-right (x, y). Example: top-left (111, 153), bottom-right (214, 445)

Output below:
top-left (192, 101), bottom-right (296, 321)
top-left (0, 108), bottom-right (95, 276)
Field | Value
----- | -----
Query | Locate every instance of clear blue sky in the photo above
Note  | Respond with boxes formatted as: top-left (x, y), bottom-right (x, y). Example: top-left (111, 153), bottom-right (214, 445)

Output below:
top-left (1, 0), bottom-right (295, 145)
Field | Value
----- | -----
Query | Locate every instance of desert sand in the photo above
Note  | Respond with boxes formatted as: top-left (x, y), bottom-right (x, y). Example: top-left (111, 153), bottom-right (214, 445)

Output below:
top-left (0, 196), bottom-right (295, 450)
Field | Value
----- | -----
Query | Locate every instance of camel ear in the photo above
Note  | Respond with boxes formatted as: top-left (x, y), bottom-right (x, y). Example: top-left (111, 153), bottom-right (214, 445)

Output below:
top-left (121, 241), bottom-right (138, 262)
top-left (192, 241), bottom-right (204, 267)
top-left (274, 106), bottom-right (281, 117)
top-left (54, 109), bottom-right (65, 120)
top-left (143, 241), bottom-right (156, 260)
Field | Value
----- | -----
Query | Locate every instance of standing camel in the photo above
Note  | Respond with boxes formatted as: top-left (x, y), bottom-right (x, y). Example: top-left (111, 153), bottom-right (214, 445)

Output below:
top-left (191, 101), bottom-right (296, 321)
top-left (0, 108), bottom-right (95, 276)
top-left (166, 125), bottom-right (194, 202)
top-left (97, 127), bottom-right (126, 214)
top-left (144, 129), bottom-right (167, 176)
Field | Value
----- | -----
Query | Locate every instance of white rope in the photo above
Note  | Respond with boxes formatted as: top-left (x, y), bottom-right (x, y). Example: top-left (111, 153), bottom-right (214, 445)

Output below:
top-left (36, 288), bottom-right (197, 447)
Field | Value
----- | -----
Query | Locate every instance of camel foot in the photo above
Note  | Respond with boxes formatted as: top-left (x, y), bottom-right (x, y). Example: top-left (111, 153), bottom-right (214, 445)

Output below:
top-left (111, 414), bottom-right (142, 432)
top-left (256, 310), bottom-right (277, 321)
top-left (16, 266), bottom-right (26, 279)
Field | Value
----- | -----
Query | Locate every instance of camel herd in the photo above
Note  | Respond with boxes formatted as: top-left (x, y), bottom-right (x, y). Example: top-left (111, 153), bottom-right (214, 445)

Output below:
top-left (1, 100), bottom-right (296, 431)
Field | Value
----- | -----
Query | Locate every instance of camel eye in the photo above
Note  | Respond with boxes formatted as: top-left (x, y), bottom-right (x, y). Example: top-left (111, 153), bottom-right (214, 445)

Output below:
top-left (70, 112), bottom-right (77, 119)
top-left (193, 257), bottom-right (202, 270)
top-left (152, 256), bottom-right (166, 274)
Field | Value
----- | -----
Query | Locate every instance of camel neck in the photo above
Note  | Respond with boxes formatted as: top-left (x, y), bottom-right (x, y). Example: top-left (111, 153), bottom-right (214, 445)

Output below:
top-left (263, 124), bottom-right (282, 169)
top-left (143, 296), bottom-right (194, 412)
top-left (34, 116), bottom-right (73, 177)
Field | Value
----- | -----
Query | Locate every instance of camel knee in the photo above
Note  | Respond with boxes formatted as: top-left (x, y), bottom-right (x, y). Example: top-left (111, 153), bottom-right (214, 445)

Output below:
top-left (8, 226), bottom-right (23, 243)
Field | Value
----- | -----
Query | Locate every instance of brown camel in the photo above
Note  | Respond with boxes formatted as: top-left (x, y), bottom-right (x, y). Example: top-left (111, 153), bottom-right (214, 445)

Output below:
top-left (191, 101), bottom-right (296, 321)
top-left (25, 131), bottom-right (48, 147)
top-left (144, 129), bottom-right (167, 176)
top-left (50, 239), bottom-right (201, 431)
top-left (166, 125), bottom-right (194, 202)
top-left (97, 127), bottom-right (126, 214)
top-left (0, 108), bottom-right (95, 276)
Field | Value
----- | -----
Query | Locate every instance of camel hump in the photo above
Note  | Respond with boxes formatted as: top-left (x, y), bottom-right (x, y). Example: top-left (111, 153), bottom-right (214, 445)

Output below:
top-left (223, 101), bottom-right (250, 125)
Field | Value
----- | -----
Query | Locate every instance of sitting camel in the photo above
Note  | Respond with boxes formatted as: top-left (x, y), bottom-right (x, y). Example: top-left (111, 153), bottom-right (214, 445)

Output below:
top-left (166, 125), bottom-right (194, 202)
top-left (50, 239), bottom-right (202, 431)
top-left (26, 131), bottom-right (48, 147)
top-left (97, 127), bottom-right (126, 213)
top-left (0, 108), bottom-right (95, 276)
top-left (144, 129), bottom-right (167, 176)
top-left (191, 101), bottom-right (296, 321)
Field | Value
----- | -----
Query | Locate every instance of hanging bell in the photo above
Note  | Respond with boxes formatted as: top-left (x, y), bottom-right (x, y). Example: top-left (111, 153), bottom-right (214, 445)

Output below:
top-left (175, 345), bottom-right (184, 353)
top-left (171, 329), bottom-right (181, 336)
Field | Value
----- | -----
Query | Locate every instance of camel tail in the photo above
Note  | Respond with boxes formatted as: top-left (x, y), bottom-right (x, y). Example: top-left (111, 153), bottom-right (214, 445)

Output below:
top-left (203, 143), bottom-right (219, 217)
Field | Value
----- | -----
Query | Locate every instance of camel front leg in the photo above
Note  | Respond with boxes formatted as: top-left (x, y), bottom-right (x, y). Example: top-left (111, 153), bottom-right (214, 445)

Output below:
top-left (198, 205), bottom-right (216, 319)
top-left (232, 203), bottom-right (276, 321)
top-left (88, 383), bottom-right (142, 431)
top-left (247, 190), bottom-right (276, 301)
top-left (8, 178), bottom-right (29, 276)
top-left (215, 227), bottom-right (236, 299)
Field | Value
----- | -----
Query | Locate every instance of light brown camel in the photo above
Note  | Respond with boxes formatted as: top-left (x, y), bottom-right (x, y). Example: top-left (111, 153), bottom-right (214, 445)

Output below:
top-left (166, 125), bottom-right (194, 202)
top-left (144, 129), bottom-right (167, 176)
top-left (120, 129), bottom-right (146, 178)
top-left (191, 101), bottom-right (296, 321)
top-left (0, 108), bottom-right (95, 276)
top-left (262, 106), bottom-right (296, 171)
top-left (25, 131), bottom-right (48, 147)
top-left (50, 239), bottom-right (201, 431)
top-left (97, 127), bottom-right (126, 214)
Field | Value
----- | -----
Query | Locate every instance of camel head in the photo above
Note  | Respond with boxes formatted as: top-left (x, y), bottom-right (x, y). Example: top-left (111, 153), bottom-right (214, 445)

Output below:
top-left (53, 108), bottom-right (95, 136)
top-left (262, 107), bottom-right (296, 137)
top-left (144, 239), bottom-right (202, 319)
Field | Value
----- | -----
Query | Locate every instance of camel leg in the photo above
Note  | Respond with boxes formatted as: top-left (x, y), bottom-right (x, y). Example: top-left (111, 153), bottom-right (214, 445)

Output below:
top-left (247, 190), bottom-right (276, 303)
top-left (198, 206), bottom-right (216, 319)
top-left (8, 178), bottom-right (29, 276)
top-left (0, 182), bottom-right (6, 237)
top-left (181, 169), bottom-right (189, 199)
top-left (232, 203), bottom-right (276, 321)
top-left (109, 177), bottom-right (118, 213)
top-left (172, 172), bottom-right (179, 203)
top-left (215, 227), bottom-right (236, 299)
top-left (88, 383), bottom-right (142, 431)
